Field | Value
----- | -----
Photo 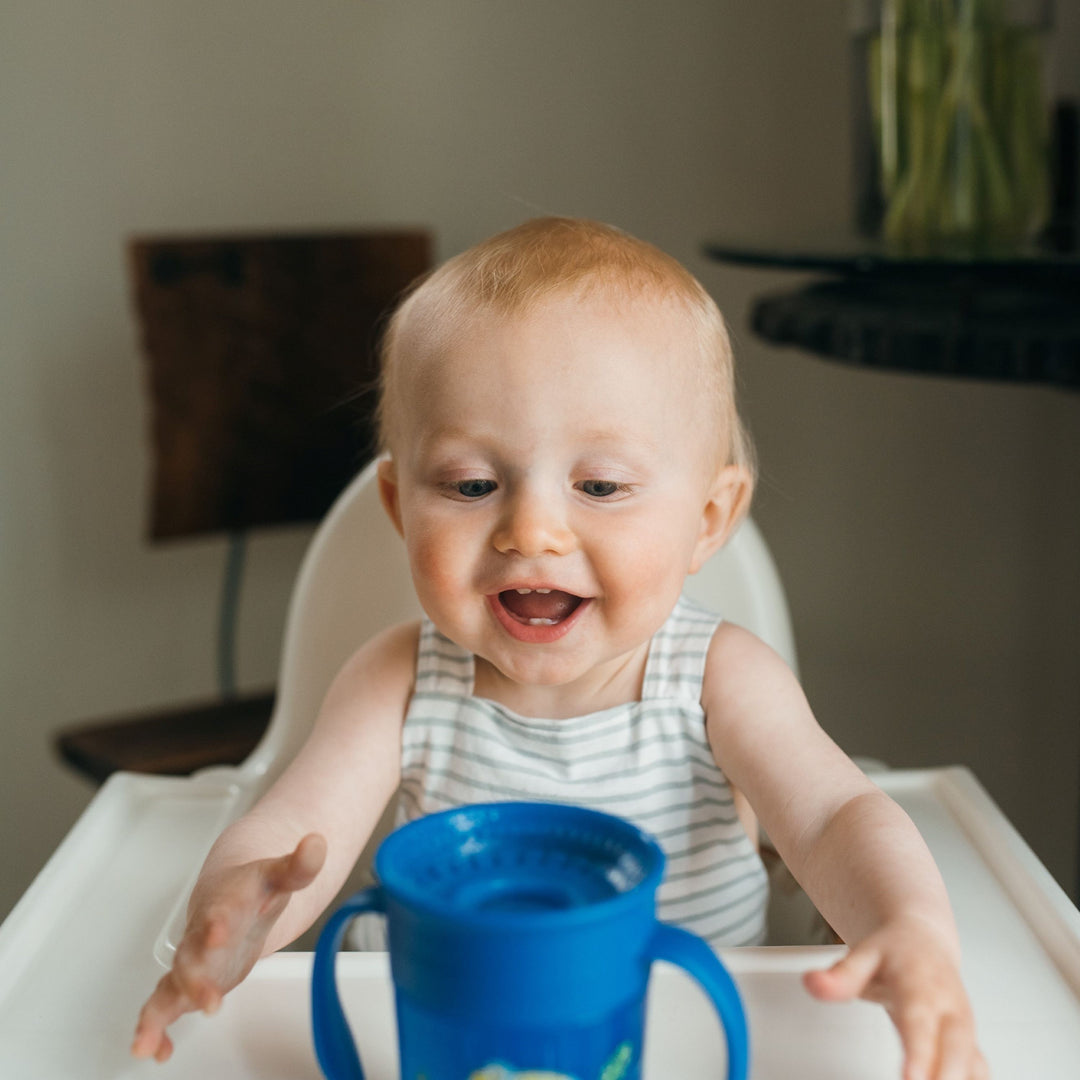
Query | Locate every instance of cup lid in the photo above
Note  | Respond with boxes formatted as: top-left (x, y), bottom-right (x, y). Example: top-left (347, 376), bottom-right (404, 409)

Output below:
top-left (374, 802), bottom-right (665, 925)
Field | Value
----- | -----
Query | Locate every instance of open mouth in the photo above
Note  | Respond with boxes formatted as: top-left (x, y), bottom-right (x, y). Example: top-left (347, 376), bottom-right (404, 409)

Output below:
top-left (497, 588), bottom-right (584, 626)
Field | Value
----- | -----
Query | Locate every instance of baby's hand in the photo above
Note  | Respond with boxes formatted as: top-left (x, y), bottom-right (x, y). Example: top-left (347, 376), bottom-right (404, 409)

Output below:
top-left (131, 833), bottom-right (326, 1063)
top-left (803, 915), bottom-right (989, 1080)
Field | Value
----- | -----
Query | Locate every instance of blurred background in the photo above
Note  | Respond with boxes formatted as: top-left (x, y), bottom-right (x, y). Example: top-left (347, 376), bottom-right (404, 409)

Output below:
top-left (1, 0), bottom-right (1078, 922)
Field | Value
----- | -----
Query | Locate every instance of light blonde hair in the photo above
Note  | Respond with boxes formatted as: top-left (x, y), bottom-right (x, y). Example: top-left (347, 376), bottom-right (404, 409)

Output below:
top-left (376, 217), bottom-right (755, 488)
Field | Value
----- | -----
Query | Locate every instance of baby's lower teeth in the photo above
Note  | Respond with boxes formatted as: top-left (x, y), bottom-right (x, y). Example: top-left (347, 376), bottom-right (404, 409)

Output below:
top-left (528, 618), bottom-right (558, 626)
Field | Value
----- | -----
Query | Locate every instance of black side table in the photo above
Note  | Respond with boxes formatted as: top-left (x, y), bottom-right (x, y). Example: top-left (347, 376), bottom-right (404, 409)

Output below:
top-left (704, 234), bottom-right (1080, 390)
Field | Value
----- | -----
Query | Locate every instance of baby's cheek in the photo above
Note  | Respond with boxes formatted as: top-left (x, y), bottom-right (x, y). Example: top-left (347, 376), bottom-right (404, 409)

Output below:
top-left (615, 529), bottom-right (685, 580)
top-left (409, 542), bottom-right (446, 586)
top-left (408, 532), bottom-right (466, 597)
top-left (600, 529), bottom-right (694, 613)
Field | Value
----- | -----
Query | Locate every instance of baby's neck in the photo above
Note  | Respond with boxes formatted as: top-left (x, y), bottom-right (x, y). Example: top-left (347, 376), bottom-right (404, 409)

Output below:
top-left (472, 645), bottom-right (650, 719)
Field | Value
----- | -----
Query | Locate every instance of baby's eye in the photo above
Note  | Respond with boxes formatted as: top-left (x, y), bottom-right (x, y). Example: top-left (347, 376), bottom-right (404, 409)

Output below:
top-left (579, 479), bottom-right (623, 498)
top-left (454, 478), bottom-right (497, 499)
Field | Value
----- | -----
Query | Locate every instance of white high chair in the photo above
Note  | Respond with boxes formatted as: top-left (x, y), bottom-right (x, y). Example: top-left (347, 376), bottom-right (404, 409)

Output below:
top-left (4, 460), bottom-right (1080, 1080)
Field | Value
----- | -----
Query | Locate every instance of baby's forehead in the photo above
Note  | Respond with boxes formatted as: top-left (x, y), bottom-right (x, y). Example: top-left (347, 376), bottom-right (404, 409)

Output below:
top-left (410, 307), bottom-right (716, 419)
top-left (411, 288), bottom-right (698, 363)
top-left (381, 284), bottom-right (726, 454)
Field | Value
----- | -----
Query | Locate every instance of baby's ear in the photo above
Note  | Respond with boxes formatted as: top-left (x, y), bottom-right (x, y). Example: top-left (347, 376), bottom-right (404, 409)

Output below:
top-left (376, 457), bottom-right (405, 537)
top-left (689, 465), bottom-right (753, 574)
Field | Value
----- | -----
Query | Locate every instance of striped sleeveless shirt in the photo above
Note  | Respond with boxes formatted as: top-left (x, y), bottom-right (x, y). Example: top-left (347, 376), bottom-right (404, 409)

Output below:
top-left (395, 594), bottom-right (769, 948)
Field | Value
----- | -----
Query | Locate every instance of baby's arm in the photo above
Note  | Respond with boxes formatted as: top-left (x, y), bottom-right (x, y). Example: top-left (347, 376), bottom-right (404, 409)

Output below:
top-left (131, 621), bottom-right (418, 1062)
top-left (703, 623), bottom-right (987, 1080)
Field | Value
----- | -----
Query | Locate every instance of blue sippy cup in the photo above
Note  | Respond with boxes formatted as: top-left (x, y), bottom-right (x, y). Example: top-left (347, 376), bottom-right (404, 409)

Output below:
top-left (312, 802), bottom-right (749, 1080)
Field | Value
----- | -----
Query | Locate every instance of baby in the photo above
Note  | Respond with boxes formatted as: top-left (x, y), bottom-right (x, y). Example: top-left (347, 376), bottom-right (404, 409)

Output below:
top-left (133, 218), bottom-right (986, 1079)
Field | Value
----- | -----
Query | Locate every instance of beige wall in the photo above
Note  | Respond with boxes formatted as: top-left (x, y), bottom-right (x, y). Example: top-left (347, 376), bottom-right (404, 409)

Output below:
top-left (2, 1), bottom-right (1077, 923)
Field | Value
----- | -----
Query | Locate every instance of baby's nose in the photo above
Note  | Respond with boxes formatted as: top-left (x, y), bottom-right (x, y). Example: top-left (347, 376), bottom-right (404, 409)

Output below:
top-left (492, 490), bottom-right (576, 558)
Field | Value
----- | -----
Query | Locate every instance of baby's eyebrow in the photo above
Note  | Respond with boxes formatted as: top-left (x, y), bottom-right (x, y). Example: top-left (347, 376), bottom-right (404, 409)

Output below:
top-left (417, 427), bottom-right (483, 451)
top-left (575, 428), bottom-right (658, 452)
top-left (418, 426), bottom-right (659, 460)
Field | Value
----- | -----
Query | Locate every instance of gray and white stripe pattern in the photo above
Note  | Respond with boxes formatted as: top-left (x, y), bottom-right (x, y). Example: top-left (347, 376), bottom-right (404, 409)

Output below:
top-left (396, 595), bottom-right (768, 949)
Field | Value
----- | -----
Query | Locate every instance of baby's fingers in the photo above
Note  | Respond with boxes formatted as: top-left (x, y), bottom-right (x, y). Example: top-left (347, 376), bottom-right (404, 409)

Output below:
top-left (897, 1007), bottom-right (986, 1080)
top-left (131, 973), bottom-right (196, 1061)
top-left (803, 944), bottom-right (883, 1003)
top-left (131, 1027), bottom-right (173, 1064)
top-left (262, 833), bottom-right (326, 901)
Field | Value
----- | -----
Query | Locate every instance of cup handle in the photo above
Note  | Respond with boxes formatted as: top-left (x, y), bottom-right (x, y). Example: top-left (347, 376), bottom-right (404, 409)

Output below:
top-left (646, 922), bottom-right (749, 1080)
top-left (311, 887), bottom-right (387, 1080)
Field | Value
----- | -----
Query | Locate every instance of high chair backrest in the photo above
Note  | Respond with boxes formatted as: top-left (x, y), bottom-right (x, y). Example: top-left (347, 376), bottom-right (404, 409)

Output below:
top-left (241, 459), bottom-right (798, 785)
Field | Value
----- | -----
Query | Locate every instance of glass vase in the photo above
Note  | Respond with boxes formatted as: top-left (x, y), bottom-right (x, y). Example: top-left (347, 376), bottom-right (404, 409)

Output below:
top-left (851, 0), bottom-right (1053, 251)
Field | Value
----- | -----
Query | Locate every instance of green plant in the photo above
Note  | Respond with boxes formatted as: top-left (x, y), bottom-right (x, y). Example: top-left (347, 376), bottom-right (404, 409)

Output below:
top-left (865, 0), bottom-right (1049, 246)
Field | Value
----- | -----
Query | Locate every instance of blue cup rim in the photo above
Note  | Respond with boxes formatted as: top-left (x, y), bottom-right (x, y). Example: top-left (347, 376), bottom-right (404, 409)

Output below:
top-left (374, 801), bottom-right (667, 930)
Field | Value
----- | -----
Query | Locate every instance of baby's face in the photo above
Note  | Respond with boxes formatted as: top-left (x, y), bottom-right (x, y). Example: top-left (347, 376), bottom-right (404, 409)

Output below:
top-left (380, 291), bottom-right (738, 711)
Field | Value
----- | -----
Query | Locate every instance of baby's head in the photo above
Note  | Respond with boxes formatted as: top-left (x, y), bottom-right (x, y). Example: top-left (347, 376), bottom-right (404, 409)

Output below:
top-left (374, 219), bottom-right (756, 688)
top-left (376, 216), bottom-right (754, 496)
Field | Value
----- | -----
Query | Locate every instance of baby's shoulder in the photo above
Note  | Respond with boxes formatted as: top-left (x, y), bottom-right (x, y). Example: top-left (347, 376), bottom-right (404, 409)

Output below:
top-left (333, 619), bottom-right (422, 702)
top-left (701, 621), bottom-right (800, 705)
top-left (348, 617), bottom-right (421, 661)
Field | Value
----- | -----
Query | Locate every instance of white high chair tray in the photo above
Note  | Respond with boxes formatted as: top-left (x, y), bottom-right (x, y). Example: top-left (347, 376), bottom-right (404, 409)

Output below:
top-left (134, 949), bottom-right (897, 1080)
top-left (1, 768), bottom-right (1079, 1079)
